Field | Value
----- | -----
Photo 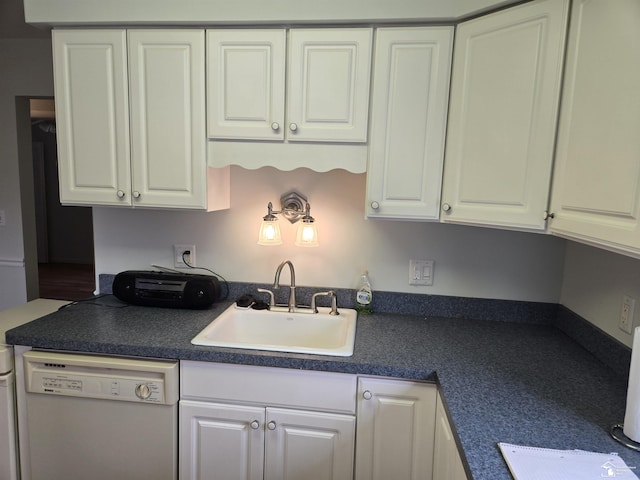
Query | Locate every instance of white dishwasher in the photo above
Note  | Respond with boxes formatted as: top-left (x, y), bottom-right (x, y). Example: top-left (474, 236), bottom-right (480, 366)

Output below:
top-left (18, 350), bottom-right (179, 480)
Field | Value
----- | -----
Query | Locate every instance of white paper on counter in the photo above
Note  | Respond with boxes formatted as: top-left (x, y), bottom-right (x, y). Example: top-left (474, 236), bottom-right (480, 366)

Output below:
top-left (625, 326), bottom-right (640, 442)
top-left (498, 443), bottom-right (638, 479)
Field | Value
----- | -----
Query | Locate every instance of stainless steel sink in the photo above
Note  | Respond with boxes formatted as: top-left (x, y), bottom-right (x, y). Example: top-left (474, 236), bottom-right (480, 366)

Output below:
top-left (191, 304), bottom-right (357, 356)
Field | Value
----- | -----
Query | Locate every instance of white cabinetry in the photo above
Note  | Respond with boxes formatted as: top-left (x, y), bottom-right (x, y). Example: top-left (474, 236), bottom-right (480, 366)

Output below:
top-left (433, 392), bottom-right (467, 480)
top-left (440, 0), bottom-right (569, 231)
top-left (53, 29), bottom-right (229, 210)
top-left (365, 27), bottom-right (453, 220)
top-left (207, 28), bottom-right (372, 172)
top-left (548, 0), bottom-right (640, 258)
top-left (53, 29), bottom-right (131, 206)
top-left (207, 29), bottom-right (286, 141)
top-left (355, 376), bottom-right (437, 480)
top-left (180, 362), bottom-right (356, 480)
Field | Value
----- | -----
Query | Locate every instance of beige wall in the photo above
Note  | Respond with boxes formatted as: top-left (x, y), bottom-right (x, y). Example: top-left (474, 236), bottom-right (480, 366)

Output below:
top-left (0, 38), bottom-right (54, 310)
top-left (93, 166), bottom-right (567, 303)
top-left (560, 241), bottom-right (640, 348)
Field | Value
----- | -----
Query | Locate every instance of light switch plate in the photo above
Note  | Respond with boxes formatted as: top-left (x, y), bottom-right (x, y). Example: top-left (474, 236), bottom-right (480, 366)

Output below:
top-left (409, 260), bottom-right (434, 286)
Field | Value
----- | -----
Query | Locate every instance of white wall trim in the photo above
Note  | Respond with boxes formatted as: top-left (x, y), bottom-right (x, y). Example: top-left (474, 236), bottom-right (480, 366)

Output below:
top-left (0, 258), bottom-right (25, 268)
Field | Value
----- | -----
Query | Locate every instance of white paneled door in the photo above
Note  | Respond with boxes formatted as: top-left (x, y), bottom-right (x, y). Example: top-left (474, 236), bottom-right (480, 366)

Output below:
top-left (441, 0), bottom-right (569, 231)
top-left (366, 27), bottom-right (453, 220)
top-left (53, 29), bottom-right (131, 206)
top-left (548, 0), bottom-right (640, 257)
top-left (128, 29), bottom-right (208, 209)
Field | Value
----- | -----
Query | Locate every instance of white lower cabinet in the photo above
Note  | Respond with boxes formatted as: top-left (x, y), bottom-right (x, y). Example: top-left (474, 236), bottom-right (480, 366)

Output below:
top-left (180, 401), bottom-right (355, 480)
top-left (180, 401), bottom-right (265, 480)
top-left (433, 392), bottom-right (467, 480)
top-left (180, 363), bottom-right (466, 480)
top-left (179, 362), bottom-right (357, 480)
top-left (355, 377), bottom-right (438, 480)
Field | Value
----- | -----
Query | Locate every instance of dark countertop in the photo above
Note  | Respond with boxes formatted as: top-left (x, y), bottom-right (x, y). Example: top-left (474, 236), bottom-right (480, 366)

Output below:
top-left (6, 296), bottom-right (640, 479)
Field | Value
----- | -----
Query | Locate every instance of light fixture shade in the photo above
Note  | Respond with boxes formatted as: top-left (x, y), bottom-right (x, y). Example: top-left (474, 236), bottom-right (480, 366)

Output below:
top-left (258, 219), bottom-right (282, 246)
top-left (295, 219), bottom-right (319, 247)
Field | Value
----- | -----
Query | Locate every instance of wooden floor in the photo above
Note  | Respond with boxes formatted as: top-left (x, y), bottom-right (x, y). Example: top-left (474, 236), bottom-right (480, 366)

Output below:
top-left (38, 263), bottom-right (95, 301)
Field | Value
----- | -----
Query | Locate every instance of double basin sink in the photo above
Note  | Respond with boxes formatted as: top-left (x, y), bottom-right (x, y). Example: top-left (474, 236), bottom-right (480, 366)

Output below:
top-left (191, 304), bottom-right (358, 357)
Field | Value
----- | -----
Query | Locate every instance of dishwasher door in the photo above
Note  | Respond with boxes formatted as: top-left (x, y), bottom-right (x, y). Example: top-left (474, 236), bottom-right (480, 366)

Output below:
top-left (21, 351), bottom-right (179, 480)
top-left (0, 371), bottom-right (18, 480)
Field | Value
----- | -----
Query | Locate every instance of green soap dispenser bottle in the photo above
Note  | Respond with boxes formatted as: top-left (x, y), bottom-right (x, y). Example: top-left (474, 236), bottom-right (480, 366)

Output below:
top-left (355, 270), bottom-right (373, 314)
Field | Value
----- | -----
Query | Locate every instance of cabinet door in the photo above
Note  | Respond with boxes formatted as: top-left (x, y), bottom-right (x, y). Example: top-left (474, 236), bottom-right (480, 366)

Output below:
top-left (264, 407), bottom-right (355, 480)
top-left (53, 29), bottom-right (132, 206)
top-left (433, 393), bottom-right (467, 480)
top-left (366, 27), bottom-right (453, 220)
top-left (287, 28), bottom-right (372, 143)
top-left (179, 400), bottom-right (265, 480)
top-left (441, 0), bottom-right (569, 231)
top-left (355, 377), bottom-right (437, 480)
top-left (549, 0), bottom-right (640, 257)
top-left (128, 30), bottom-right (208, 209)
top-left (207, 29), bottom-right (286, 140)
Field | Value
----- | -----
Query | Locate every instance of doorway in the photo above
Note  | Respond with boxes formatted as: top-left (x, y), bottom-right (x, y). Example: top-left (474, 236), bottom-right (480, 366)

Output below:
top-left (28, 98), bottom-right (95, 301)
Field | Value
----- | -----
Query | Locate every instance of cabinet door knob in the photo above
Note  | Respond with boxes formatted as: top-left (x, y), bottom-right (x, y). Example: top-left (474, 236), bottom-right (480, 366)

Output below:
top-left (250, 420), bottom-right (260, 430)
top-left (363, 390), bottom-right (373, 400)
top-left (132, 191), bottom-right (141, 199)
top-left (271, 122), bottom-right (280, 131)
top-left (442, 203), bottom-right (451, 212)
top-left (267, 421), bottom-right (277, 431)
top-left (117, 190), bottom-right (126, 199)
top-left (543, 211), bottom-right (555, 220)
top-left (370, 201), bottom-right (380, 210)
top-left (289, 123), bottom-right (298, 132)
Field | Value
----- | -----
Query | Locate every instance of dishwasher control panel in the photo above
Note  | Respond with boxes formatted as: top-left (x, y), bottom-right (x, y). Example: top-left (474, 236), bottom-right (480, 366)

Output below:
top-left (23, 351), bottom-right (179, 405)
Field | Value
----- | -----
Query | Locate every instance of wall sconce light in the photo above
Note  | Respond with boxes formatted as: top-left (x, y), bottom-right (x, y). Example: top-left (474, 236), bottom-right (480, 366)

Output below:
top-left (258, 191), bottom-right (319, 247)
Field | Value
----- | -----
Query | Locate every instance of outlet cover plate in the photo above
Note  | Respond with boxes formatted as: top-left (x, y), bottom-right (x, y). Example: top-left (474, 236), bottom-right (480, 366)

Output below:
top-left (174, 244), bottom-right (195, 268)
top-left (620, 295), bottom-right (636, 334)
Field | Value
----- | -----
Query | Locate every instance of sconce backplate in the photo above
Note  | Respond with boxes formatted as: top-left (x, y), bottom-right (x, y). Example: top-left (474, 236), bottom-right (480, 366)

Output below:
top-left (280, 191), bottom-right (307, 223)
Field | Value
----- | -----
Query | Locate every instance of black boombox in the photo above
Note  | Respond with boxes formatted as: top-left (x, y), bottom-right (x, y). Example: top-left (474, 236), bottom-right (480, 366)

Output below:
top-left (112, 270), bottom-right (221, 309)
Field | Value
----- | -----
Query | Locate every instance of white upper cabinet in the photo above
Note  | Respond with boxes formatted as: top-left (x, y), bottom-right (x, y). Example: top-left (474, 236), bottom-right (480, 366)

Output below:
top-left (54, 29), bottom-right (229, 210)
top-left (128, 29), bottom-right (211, 209)
top-left (286, 29), bottom-right (372, 143)
top-left (207, 28), bottom-right (372, 172)
top-left (440, 0), bottom-right (569, 231)
top-left (366, 27), bottom-right (453, 220)
top-left (207, 29), bottom-right (286, 140)
top-left (548, 0), bottom-right (640, 258)
top-left (54, 29), bottom-right (131, 206)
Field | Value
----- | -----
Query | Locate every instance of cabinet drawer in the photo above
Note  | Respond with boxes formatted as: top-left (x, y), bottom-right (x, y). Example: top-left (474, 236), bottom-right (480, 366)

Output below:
top-left (181, 361), bottom-right (357, 414)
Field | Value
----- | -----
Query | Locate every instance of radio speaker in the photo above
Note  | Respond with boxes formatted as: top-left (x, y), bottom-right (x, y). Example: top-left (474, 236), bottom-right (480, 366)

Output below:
top-left (112, 270), bottom-right (221, 309)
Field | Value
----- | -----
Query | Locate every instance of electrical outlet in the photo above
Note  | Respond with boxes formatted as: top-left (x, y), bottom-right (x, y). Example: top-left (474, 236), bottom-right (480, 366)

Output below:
top-left (620, 295), bottom-right (636, 334)
top-left (409, 260), bottom-right (434, 286)
top-left (174, 244), bottom-right (196, 268)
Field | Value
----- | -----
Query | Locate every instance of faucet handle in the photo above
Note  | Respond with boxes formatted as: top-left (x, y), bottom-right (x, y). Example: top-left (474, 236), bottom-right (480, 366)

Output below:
top-left (257, 288), bottom-right (276, 308)
top-left (311, 290), bottom-right (339, 315)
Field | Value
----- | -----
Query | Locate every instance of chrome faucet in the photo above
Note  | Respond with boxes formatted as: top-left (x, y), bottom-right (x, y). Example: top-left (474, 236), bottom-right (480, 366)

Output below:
top-left (273, 260), bottom-right (296, 312)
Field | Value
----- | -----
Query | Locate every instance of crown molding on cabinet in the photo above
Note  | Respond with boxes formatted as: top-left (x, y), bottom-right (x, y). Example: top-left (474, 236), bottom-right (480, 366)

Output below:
top-left (24, 0), bottom-right (521, 26)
